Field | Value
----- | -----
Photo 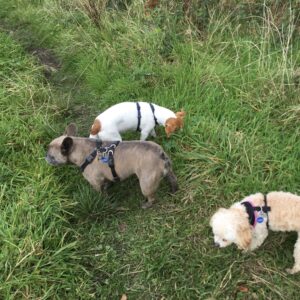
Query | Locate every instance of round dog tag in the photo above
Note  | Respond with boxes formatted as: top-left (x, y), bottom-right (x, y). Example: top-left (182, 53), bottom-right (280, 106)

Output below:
top-left (100, 156), bottom-right (109, 163)
top-left (257, 216), bottom-right (264, 223)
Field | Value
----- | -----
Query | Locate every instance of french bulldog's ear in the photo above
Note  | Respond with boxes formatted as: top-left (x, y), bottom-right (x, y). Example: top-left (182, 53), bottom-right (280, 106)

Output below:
top-left (64, 123), bottom-right (77, 136)
top-left (61, 137), bottom-right (73, 156)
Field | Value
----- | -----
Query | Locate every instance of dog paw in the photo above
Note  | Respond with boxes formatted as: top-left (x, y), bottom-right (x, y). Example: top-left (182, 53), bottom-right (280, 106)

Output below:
top-left (142, 202), bottom-right (153, 209)
top-left (286, 267), bottom-right (299, 274)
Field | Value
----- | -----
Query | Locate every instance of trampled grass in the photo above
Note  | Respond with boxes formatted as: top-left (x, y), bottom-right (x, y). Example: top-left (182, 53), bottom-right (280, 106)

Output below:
top-left (0, 0), bottom-right (299, 298)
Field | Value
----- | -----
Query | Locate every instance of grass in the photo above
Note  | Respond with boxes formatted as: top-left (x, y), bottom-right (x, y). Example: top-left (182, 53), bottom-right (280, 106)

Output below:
top-left (0, 0), bottom-right (299, 298)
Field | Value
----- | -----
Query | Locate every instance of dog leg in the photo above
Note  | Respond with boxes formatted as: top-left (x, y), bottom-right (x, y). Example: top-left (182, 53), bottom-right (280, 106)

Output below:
top-left (286, 232), bottom-right (300, 274)
top-left (249, 226), bottom-right (268, 251)
top-left (139, 173), bottom-right (160, 208)
top-left (142, 194), bottom-right (155, 209)
top-left (86, 176), bottom-right (107, 193)
top-left (150, 129), bottom-right (156, 138)
top-left (140, 129), bottom-right (151, 141)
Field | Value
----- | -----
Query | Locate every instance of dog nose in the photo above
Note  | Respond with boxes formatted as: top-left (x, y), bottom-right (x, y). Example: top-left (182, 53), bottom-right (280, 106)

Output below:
top-left (45, 154), bottom-right (53, 161)
top-left (214, 242), bottom-right (220, 248)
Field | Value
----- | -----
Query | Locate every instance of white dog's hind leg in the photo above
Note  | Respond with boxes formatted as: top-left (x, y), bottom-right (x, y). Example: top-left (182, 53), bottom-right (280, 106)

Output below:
top-left (286, 232), bottom-right (300, 274)
top-left (150, 129), bottom-right (156, 138)
top-left (140, 129), bottom-right (151, 141)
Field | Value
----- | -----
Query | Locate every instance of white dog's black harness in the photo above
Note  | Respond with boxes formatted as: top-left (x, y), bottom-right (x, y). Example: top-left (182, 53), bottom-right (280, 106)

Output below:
top-left (80, 140), bottom-right (120, 182)
top-left (241, 195), bottom-right (271, 229)
top-left (136, 102), bottom-right (159, 132)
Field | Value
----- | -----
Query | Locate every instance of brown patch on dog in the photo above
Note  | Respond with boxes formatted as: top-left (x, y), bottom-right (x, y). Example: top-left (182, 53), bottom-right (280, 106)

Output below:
top-left (90, 119), bottom-right (101, 135)
top-left (145, 0), bottom-right (159, 10)
top-left (165, 110), bottom-right (185, 137)
top-left (236, 219), bottom-right (252, 250)
top-left (175, 110), bottom-right (185, 120)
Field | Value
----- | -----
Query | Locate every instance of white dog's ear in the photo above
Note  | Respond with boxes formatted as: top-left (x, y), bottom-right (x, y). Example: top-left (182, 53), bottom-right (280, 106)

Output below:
top-left (210, 208), bottom-right (227, 227)
top-left (236, 221), bottom-right (252, 250)
top-left (64, 123), bottom-right (77, 136)
top-left (61, 137), bottom-right (73, 156)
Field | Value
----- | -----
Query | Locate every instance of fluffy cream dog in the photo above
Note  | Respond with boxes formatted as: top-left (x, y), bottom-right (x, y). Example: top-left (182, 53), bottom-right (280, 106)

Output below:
top-left (210, 191), bottom-right (300, 274)
top-left (89, 102), bottom-right (185, 141)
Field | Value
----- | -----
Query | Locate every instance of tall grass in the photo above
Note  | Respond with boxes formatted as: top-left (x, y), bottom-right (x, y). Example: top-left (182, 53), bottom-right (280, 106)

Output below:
top-left (0, 0), bottom-right (299, 298)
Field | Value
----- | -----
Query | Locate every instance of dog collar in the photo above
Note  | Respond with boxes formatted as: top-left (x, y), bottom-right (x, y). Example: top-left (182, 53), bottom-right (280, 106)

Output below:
top-left (80, 140), bottom-right (102, 172)
top-left (241, 195), bottom-right (271, 229)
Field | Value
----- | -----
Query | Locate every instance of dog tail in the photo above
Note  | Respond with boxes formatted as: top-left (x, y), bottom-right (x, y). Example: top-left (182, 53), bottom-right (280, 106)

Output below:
top-left (161, 152), bottom-right (178, 193)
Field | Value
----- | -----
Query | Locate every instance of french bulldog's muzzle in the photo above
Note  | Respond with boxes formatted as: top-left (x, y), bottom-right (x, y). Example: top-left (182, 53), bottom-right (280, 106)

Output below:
top-left (45, 153), bottom-right (62, 166)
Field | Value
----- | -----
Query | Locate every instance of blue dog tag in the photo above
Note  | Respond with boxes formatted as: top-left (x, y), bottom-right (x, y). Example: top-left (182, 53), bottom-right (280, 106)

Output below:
top-left (257, 216), bottom-right (264, 223)
top-left (100, 156), bottom-right (109, 163)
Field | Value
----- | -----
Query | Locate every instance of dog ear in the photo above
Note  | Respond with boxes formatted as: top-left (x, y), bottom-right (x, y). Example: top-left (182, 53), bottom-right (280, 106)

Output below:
top-left (90, 119), bottom-right (101, 135)
top-left (64, 123), bottom-right (77, 136)
top-left (61, 137), bottom-right (73, 156)
top-left (175, 110), bottom-right (185, 119)
top-left (210, 208), bottom-right (227, 227)
top-left (175, 116), bottom-right (184, 129)
top-left (236, 221), bottom-right (252, 250)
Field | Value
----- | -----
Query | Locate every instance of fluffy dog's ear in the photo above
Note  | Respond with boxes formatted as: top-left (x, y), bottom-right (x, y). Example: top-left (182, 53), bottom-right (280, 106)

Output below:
top-left (61, 137), bottom-right (73, 156)
top-left (210, 208), bottom-right (227, 226)
top-left (236, 221), bottom-right (252, 250)
top-left (90, 119), bottom-right (101, 135)
top-left (64, 123), bottom-right (77, 136)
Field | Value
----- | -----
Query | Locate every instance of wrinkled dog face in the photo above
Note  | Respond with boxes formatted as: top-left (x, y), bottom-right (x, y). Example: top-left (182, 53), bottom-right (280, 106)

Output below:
top-left (45, 136), bottom-right (73, 166)
top-left (46, 123), bottom-right (77, 166)
top-left (45, 136), bottom-right (67, 166)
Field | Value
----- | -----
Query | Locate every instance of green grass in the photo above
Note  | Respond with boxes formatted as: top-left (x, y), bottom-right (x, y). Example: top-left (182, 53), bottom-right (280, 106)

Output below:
top-left (0, 0), bottom-right (300, 298)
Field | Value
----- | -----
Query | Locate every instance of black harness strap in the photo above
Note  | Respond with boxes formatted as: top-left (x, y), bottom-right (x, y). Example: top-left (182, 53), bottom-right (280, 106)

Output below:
top-left (149, 103), bottom-right (159, 126)
top-left (105, 141), bottom-right (120, 182)
top-left (241, 202), bottom-right (256, 226)
top-left (136, 102), bottom-right (141, 131)
top-left (241, 194), bottom-right (271, 228)
top-left (80, 140), bottom-right (120, 182)
top-left (263, 194), bottom-right (271, 229)
top-left (80, 140), bottom-right (102, 172)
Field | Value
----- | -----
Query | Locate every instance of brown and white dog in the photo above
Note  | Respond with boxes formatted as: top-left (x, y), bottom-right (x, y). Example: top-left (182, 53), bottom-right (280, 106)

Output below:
top-left (210, 191), bottom-right (300, 274)
top-left (89, 102), bottom-right (185, 141)
top-left (46, 124), bottom-right (178, 208)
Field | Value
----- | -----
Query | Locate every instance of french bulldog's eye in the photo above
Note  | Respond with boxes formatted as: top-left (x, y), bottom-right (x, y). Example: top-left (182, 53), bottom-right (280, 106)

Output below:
top-left (222, 239), bottom-right (227, 242)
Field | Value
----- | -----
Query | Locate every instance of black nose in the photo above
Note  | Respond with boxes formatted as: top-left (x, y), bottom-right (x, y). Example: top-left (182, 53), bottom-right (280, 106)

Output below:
top-left (214, 242), bottom-right (220, 248)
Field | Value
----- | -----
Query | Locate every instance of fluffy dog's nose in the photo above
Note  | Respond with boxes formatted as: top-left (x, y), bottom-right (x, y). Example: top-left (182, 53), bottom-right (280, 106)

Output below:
top-left (214, 242), bottom-right (220, 247)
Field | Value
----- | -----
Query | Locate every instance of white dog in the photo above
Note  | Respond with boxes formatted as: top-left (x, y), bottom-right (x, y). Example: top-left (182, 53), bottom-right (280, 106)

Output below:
top-left (89, 101), bottom-right (185, 141)
top-left (210, 191), bottom-right (300, 274)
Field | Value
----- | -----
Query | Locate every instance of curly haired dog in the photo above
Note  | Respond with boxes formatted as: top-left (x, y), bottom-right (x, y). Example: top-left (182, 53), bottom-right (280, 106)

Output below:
top-left (210, 191), bottom-right (300, 274)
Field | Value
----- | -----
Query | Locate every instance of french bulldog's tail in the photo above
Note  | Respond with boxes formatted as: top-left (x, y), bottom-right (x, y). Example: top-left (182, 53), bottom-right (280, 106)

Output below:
top-left (161, 152), bottom-right (178, 194)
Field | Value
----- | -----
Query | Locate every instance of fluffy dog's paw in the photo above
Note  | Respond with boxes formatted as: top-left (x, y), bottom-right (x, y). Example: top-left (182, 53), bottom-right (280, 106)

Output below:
top-left (286, 267), bottom-right (300, 274)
